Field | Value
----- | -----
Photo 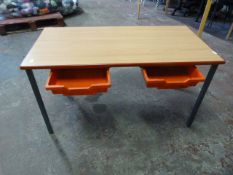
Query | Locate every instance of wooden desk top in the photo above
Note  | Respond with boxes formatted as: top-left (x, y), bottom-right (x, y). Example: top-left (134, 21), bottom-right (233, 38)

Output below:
top-left (20, 26), bottom-right (225, 69)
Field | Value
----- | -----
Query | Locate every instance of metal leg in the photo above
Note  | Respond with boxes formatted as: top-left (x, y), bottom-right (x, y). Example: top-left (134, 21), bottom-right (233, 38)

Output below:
top-left (197, 0), bottom-right (213, 38)
top-left (226, 22), bottom-right (233, 40)
top-left (26, 70), bottom-right (54, 134)
top-left (138, 0), bottom-right (141, 19)
top-left (186, 65), bottom-right (218, 127)
top-left (165, 0), bottom-right (171, 15)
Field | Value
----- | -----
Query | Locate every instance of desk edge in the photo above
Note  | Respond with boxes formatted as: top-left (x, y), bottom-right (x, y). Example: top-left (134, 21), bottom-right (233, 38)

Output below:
top-left (20, 60), bottom-right (225, 70)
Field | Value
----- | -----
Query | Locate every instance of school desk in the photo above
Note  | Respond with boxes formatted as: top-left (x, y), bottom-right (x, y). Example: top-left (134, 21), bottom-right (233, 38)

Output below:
top-left (20, 26), bottom-right (225, 134)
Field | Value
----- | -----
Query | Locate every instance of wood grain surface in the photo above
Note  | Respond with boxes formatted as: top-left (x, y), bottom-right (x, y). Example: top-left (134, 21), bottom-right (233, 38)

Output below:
top-left (20, 26), bottom-right (225, 69)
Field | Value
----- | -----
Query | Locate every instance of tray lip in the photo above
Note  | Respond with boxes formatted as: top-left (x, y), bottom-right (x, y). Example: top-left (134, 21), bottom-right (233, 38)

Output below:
top-left (45, 68), bottom-right (111, 92)
top-left (141, 66), bottom-right (205, 86)
top-left (45, 71), bottom-right (64, 90)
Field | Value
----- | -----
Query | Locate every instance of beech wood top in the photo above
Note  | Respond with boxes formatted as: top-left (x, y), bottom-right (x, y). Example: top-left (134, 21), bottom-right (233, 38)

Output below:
top-left (20, 26), bottom-right (225, 69)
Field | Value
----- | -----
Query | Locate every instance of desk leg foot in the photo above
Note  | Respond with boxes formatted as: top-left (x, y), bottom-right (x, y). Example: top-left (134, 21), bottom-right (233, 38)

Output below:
top-left (186, 65), bottom-right (218, 127)
top-left (26, 70), bottom-right (54, 134)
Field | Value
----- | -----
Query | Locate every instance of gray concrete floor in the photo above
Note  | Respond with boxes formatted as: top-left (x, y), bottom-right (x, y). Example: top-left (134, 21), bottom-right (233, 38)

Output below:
top-left (165, 6), bottom-right (233, 41)
top-left (0, 0), bottom-right (233, 174)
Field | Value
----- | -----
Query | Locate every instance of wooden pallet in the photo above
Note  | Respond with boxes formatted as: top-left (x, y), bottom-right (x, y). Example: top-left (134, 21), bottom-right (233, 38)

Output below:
top-left (0, 12), bottom-right (65, 35)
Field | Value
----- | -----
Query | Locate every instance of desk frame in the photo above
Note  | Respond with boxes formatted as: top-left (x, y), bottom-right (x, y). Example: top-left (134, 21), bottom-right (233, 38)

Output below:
top-left (26, 65), bottom-right (218, 134)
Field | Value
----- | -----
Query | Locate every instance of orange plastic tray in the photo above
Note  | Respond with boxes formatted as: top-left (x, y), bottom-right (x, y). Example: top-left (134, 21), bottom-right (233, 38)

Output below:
top-left (141, 66), bottom-right (205, 89)
top-left (45, 68), bottom-right (111, 96)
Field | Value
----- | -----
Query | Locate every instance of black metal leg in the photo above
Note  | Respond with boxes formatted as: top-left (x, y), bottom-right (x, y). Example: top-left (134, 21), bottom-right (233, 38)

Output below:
top-left (186, 65), bottom-right (218, 127)
top-left (26, 70), bottom-right (54, 134)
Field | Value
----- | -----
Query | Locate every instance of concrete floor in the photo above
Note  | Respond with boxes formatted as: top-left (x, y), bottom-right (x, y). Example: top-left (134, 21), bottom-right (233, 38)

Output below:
top-left (166, 6), bottom-right (233, 40)
top-left (0, 0), bottom-right (233, 174)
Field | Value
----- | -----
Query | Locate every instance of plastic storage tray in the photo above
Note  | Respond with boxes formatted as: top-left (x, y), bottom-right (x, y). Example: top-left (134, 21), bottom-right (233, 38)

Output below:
top-left (46, 68), bottom-right (111, 96)
top-left (141, 66), bottom-right (205, 89)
